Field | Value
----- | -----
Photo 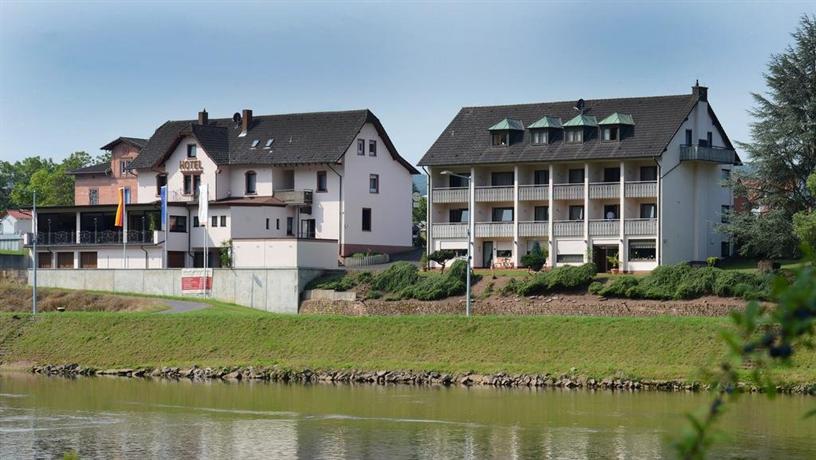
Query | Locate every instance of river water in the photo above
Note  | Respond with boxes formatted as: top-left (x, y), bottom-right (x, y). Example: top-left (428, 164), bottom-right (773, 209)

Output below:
top-left (0, 373), bottom-right (813, 459)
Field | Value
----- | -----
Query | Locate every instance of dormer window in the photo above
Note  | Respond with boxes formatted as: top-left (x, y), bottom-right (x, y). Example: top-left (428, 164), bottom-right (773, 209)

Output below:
top-left (492, 133), bottom-right (509, 146)
top-left (532, 130), bottom-right (548, 144)
top-left (528, 116), bottom-right (562, 145)
top-left (488, 118), bottom-right (524, 147)
top-left (251, 139), bottom-right (260, 149)
top-left (565, 129), bottom-right (583, 143)
top-left (563, 114), bottom-right (598, 144)
top-left (598, 113), bottom-right (635, 143)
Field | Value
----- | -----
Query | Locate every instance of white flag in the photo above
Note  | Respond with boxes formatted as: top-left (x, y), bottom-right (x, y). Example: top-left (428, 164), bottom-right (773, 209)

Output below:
top-left (198, 183), bottom-right (208, 226)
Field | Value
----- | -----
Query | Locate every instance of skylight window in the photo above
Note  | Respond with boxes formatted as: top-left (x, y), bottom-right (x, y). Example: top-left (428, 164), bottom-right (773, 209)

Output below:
top-left (265, 138), bottom-right (274, 149)
top-left (251, 139), bottom-right (260, 148)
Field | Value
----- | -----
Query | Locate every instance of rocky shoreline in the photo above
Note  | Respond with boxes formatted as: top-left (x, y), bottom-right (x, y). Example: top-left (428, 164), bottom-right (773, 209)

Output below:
top-left (29, 364), bottom-right (816, 395)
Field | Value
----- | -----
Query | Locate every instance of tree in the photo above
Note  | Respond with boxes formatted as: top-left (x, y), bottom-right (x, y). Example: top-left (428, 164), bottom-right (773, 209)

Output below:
top-left (428, 249), bottom-right (456, 273)
top-left (412, 196), bottom-right (427, 225)
top-left (718, 208), bottom-right (798, 259)
top-left (793, 173), bottom-right (816, 248)
top-left (521, 241), bottom-right (547, 271)
top-left (6, 152), bottom-right (94, 207)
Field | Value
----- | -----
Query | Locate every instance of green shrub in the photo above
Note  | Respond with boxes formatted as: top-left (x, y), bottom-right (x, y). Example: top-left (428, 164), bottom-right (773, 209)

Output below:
top-left (673, 267), bottom-right (720, 299)
top-left (401, 259), bottom-right (470, 301)
top-left (706, 256), bottom-right (720, 267)
top-left (428, 249), bottom-right (457, 273)
top-left (521, 242), bottom-right (547, 271)
top-left (588, 281), bottom-right (604, 295)
top-left (365, 290), bottom-right (383, 300)
top-left (595, 276), bottom-right (640, 298)
top-left (713, 271), bottom-right (760, 297)
top-left (306, 272), bottom-right (359, 291)
top-left (508, 263), bottom-right (597, 296)
top-left (372, 262), bottom-right (419, 292)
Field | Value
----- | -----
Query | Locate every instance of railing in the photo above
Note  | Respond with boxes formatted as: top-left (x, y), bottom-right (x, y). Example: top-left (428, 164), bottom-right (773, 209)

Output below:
top-left (519, 221), bottom-right (549, 237)
top-left (625, 181), bottom-right (657, 198)
top-left (475, 222), bottom-right (513, 238)
top-left (518, 185), bottom-right (549, 201)
top-left (588, 182), bottom-right (620, 199)
top-left (344, 253), bottom-right (390, 268)
top-left (29, 230), bottom-right (156, 246)
top-left (589, 219), bottom-right (620, 237)
top-left (553, 220), bottom-right (583, 237)
top-left (625, 218), bottom-right (657, 236)
top-left (679, 145), bottom-right (736, 164)
top-left (432, 223), bottom-right (468, 238)
top-left (273, 189), bottom-right (314, 205)
top-left (432, 187), bottom-right (468, 203)
top-left (474, 186), bottom-right (513, 202)
top-left (553, 184), bottom-right (584, 200)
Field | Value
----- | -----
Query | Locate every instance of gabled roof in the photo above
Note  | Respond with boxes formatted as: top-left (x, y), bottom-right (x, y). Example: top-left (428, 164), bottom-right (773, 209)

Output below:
top-left (100, 136), bottom-right (148, 151)
top-left (598, 112), bottom-right (635, 125)
top-left (488, 118), bottom-right (524, 131)
top-left (528, 116), bottom-right (563, 129)
top-left (68, 162), bottom-right (111, 175)
top-left (131, 110), bottom-right (418, 174)
top-left (1, 209), bottom-right (32, 220)
top-left (563, 114), bottom-right (598, 127)
top-left (418, 93), bottom-right (701, 166)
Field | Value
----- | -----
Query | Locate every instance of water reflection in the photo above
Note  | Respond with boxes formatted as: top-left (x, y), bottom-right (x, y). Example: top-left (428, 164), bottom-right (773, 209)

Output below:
top-left (0, 374), bottom-right (812, 459)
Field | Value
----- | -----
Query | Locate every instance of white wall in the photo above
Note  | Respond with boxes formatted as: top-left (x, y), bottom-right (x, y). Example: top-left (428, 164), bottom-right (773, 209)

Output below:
top-left (232, 238), bottom-right (338, 269)
top-left (229, 166), bottom-right (274, 197)
top-left (230, 206), bottom-right (295, 239)
top-left (136, 136), bottom-right (219, 203)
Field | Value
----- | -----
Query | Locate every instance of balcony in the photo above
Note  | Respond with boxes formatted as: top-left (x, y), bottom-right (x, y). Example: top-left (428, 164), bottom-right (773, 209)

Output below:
top-left (432, 187), bottom-right (468, 203)
top-left (588, 182), bottom-right (620, 200)
top-left (518, 185), bottom-right (549, 201)
top-left (273, 189), bottom-right (314, 205)
top-left (519, 221), bottom-right (548, 238)
top-left (680, 145), bottom-right (737, 164)
top-left (625, 181), bottom-right (657, 198)
top-left (475, 222), bottom-right (513, 238)
top-left (553, 220), bottom-right (583, 237)
top-left (553, 184), bottom-right (584, 200)
top-left (432, 223), bottom-right (468, 239)
top-left (26, 230), bottom-right (156, 246)
top-left (589, 219), bottom-right (620, 237)
top-left (625, 218), bottom-right (657, 236)
top-left (474, 186), bottom-right (513, 202)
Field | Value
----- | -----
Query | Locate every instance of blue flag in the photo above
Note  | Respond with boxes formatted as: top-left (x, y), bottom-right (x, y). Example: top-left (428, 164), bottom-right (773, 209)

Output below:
top-left (160, 185), bottom-right (168, 229)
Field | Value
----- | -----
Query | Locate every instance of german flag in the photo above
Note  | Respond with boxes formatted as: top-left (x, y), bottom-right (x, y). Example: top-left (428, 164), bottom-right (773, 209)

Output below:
top-left (114, 188), bottom-right (125, 227)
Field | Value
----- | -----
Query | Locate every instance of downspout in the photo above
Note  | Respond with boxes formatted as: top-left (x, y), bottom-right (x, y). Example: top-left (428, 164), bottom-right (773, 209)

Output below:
top-left (422, 166), bottom-right (431, 257)
top-left (655, 157), bottom-right (663, 266)
top-left (186, 206), bottom-right (193, 265)
top-left (326, 164), bottom-right (343, 259)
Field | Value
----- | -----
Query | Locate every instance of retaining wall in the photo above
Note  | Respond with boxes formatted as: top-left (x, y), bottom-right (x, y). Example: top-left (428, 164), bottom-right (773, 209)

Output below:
top-left (28, 268), bottom-right (331, 313)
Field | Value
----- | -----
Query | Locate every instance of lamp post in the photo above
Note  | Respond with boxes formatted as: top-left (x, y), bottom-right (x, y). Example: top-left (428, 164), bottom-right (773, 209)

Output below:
top-left (441, 170), bottom-right (472, 317)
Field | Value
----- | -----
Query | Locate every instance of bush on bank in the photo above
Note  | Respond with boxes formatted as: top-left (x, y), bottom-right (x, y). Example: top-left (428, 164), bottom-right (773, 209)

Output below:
top-left (501, 263), bottom-right (597, 296)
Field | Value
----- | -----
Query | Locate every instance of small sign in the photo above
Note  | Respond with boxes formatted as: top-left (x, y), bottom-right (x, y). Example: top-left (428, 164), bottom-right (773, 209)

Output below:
top-left (179, 159), bottom-right (204, 172)
top-left (181, 268), bottom-right (212, 295)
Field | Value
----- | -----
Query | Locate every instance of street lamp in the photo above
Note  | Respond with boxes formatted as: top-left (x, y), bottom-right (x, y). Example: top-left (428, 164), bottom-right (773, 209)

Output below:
top-left (441, 170), bottom-right (472, 317)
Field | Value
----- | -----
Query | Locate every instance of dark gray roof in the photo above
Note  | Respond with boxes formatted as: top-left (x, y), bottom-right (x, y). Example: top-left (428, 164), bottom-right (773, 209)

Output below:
top-left (100, 136), bottom-right (148, 151)
top-left (68, 162), bottom-right (110, 175)
top-left (131, 109), bottom-right (418, 174)
top-left (418, 94), bottom-right (705, 166)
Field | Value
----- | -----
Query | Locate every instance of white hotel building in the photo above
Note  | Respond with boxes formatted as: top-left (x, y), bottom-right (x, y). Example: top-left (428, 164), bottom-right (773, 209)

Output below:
top-left (419, 84), bottom-right (739, 272)
top-left (27, 109), bottom-right (417, 269)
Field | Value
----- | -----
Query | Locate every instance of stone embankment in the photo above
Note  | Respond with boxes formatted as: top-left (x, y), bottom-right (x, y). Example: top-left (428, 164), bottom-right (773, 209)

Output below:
top-left (29, 364), bottom-right (816, 395)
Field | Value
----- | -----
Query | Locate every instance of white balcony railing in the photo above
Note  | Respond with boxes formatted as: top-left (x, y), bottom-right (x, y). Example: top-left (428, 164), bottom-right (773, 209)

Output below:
top-left (432, 223), bottom-right (468, 239)
top-left (588, 182), bottom-right (620, 199)
top-left (625, 181), bottom-right (657, 198)
top-left (553, 220), bottom-right (583, 237)
top-left (475, 222), bottom-right (513, 238)
top-left (518, 185), bottom-right (549, 201)
top-left (589, 219), bottom-right (620, 237)
top-left (474, 186), bottom-right (513, 202)
top-left (432, 187), bottom-right (468, 203)
top-left (680, 145), bottom-right (737, 164)
top-left (625, 218), bottom-right (657, 236)
top-left (519, 221), bottom-right (549, 237)
top-left (553, 184), bottom-right (584, 200)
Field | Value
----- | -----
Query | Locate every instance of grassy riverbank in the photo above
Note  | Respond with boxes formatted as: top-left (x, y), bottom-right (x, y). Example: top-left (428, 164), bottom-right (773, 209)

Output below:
top-left (2, 307), bottom-right (815, 383)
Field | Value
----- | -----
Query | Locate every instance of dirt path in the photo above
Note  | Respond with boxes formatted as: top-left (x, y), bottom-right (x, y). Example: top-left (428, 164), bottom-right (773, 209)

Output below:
top-left (159, 300), bottom-right (210, 314)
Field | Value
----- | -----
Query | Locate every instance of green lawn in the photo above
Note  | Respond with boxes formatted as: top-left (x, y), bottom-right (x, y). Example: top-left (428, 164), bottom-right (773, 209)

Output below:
top-left (719, 258), bottom-right (805, 273)
top-left (2, 308), bottom-right (815, 384)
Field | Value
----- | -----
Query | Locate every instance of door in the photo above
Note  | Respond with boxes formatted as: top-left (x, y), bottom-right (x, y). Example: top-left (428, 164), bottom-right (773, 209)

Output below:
top-left (482, 241), bottom-right (494, 268)
top-left (300, 219), bottom-right (316, 239)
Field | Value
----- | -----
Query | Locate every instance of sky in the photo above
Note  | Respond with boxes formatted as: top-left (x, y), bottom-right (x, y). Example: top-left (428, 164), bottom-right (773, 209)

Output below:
top-left (0, 1), bottom-right (812, 167)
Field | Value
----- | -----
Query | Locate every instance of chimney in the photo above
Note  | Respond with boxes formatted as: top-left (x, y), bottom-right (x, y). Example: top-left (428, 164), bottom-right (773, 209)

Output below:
top-left (241, 109), bottom-right (253, 134)
top-left (198, 109), bottom-right (208, 125)
top-left (692, 80), bottom-right (708, 102)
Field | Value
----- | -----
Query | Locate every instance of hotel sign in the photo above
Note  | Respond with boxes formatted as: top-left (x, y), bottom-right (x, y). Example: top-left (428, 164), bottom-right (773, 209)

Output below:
top-left (179, 159), bottom-right (203, 172)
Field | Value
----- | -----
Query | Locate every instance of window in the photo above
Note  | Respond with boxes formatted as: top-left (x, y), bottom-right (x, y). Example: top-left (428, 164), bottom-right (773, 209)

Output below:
top-left (640, 166), bottom-right (657, 181)
top-left (317, 171), bottom-right (327, 192)
top-left (568, 168), bottom-right (585, 184)
top-left (603, 167), bottom-right (620, 183)
top-left (120, 160), bottom-right (131, 176)
top-left (604, 205), bottom-right (619, 220)
top-left (721, 205), bottom-right (730, 223)
top-left (532, 130), bottom-right (548, 144)
top-left (721, 241), bottom-right (730, 258)
top-left (369, 174), bottom-right (379, 194)
top-left (491, 132), bottom-right (508, 146)
top-left (362, 208), bottom-right (372, 231)
top-left (250, 139), bottom-right (260, 149)
top-left (629, 240), bottom-right (656, 261)
top-left (124, 187), bottom-right (131, 204)
top-left (602, 126), bottom-right (619, 141)
top-left (569, 205), bottom-right (584, 221)
top-left (448, 173), bottom-right (469, 188)
top-left (211, 215), bottom-right (218, 227)
top-left (276, 218), bottom-right (280, 230)
top-left (193, 216), bottom-right (200, 227)
top-left (491, 207), bottom-right (513, 222)
top-left (286, 217), bottom-right (294, 235)
top-left (183, 174), bottom-right (201, 195)
top-left (187, 144), bottom-right (197, 158)
top-left (245, 171), bottom-right (257, 194)
top-left (220, 215), bottom-right (227, 227)
top-left (265, 138), bottom-right (274, 149)
top-left (706, 132), bottom-right (713, 147)
top-left (534, 170), bottom-right (549, 185)
top-left (57, 252), bottom-right (73, 268)
top-left (721, 169), bottom-right (731, 182)
top-left (449, 208), bottom-right (469, 223)
top-left (491, 172), bottom-right (513, 186)
top-left (369, 140), bottom-right (377, 156)
top-left (557, 254), bottom-right (584, 263)
top-left (88, 188), bottom-right (99, 205)
top-left (156, 174), bottom-right (167, 196)
top-left (565, 129), bottom-right (583, 143)
top-left (534, 206), bottom-right (549, 221)
top-left (640, 203), bottom-right (657, 219)
top-left (685, 129), bottom-right (693, 146)
top-left (496, 249), bottom-right (512, 258)
top-left (265, 218), bottom-right (269, 230)
top-left (357, 139), bottom-right (365, 155)
top-left (169, 215), bottom-right (187, 233)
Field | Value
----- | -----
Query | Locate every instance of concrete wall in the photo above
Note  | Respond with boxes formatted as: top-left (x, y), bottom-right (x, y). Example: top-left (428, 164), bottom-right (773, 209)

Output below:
top-left (232, 238), bottom-right (338, 269)
top-left (29, 267), bottom-right (329, 313)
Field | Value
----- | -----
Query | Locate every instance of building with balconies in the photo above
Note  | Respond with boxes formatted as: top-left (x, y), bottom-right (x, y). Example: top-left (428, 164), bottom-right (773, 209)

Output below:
top-left (26, 108), bottom-right (417, 269)
top-left (419, 83), bottom-right (739, 272)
